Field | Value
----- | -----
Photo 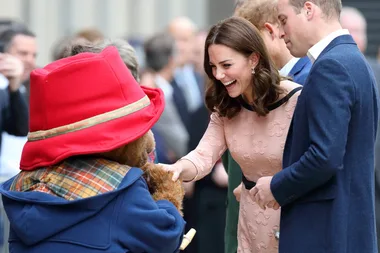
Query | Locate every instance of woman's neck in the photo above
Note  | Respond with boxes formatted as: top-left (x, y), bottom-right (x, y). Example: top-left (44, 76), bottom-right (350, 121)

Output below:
top-left (242, 87), bottom-right (255, 104)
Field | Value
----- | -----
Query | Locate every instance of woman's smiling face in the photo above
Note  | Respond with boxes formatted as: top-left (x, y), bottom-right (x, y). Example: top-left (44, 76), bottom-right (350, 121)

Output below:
top-left (208, 44), bottom-right (257, 101)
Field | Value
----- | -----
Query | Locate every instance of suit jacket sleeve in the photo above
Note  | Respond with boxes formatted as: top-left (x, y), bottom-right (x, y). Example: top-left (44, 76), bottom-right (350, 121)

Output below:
top-left (4, 89), bottom-right (29, 136)
top-left (271, 58), bottom-right (355, 206)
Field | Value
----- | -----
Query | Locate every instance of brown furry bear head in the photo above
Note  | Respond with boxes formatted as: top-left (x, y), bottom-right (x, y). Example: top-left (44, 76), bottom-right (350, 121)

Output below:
top-left (100, 131), bottom-right (184, 214)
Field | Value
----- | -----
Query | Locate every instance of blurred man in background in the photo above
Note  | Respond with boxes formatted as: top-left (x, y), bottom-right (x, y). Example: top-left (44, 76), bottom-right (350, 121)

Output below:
top-left (0, 26), bottom-right (36, 176)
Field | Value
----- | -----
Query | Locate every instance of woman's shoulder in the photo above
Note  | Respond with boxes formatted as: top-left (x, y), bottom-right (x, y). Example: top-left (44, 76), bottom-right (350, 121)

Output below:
top-left (279, 80), bottom-right (302, 94)
top-left (266, 80), bottom-right (302, 111)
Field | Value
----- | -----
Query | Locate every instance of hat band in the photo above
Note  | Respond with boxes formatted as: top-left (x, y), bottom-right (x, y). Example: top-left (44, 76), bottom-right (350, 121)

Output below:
top-left (27, 96), bottom-right (151, 141)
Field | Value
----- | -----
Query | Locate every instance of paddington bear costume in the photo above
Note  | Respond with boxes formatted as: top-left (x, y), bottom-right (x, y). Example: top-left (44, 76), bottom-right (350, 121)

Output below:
top-left (0, 46), bottom-right (185, 253)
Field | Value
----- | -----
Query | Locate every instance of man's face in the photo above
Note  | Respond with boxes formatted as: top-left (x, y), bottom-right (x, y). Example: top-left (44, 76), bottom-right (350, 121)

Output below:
top-left (7, 34), bottom-right (37, 81)
top-left (171, 27), bottom-right (195, 67)
top-left (277, 0), bottom-right (310, 57)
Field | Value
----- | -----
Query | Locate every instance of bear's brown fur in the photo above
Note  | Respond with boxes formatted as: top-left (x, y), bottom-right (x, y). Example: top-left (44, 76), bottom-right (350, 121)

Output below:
top-left (101, 131), bottom-right (185, 215)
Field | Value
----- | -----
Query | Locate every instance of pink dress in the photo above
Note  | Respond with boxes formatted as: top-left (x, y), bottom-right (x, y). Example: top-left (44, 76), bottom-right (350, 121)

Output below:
top-left (183, 81), bottom-right (301, 253)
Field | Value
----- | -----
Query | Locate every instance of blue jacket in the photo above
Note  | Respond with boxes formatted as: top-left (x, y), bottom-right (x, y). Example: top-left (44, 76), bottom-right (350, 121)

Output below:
top-left (271, 35), bottom-right (379, 252)
top-left (288, 56), bottom-right (312, 85)
top-left (0, 167), bottom-right (185, 253)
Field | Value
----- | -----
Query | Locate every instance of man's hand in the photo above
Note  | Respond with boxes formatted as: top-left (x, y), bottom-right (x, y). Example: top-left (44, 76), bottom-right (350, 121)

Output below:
top-left (0, 53), bottom-right (24, 92)
top-left (266, 200), bottom-right (280, 210)
top-left (250, 176), bottom-right (277, 210)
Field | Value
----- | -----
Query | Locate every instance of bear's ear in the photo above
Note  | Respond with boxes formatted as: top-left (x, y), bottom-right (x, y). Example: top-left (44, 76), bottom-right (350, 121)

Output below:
top-left (145, 131), bottom-right (156, 154)
top-left (98, 132), bottom-right (152, 167)
top-left (120, 135), bottom-right (149, 167)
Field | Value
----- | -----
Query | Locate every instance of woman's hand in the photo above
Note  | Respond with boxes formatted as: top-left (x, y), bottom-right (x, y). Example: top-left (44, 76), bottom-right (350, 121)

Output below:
top-left (161, 159), bottom-right (199, 182)
top-left (161, 163), bottom-right (183, 181)
top-left (233, 183), bottom-right (243, 202)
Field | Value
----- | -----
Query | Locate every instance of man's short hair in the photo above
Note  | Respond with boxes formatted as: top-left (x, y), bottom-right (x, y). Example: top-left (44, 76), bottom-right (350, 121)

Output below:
top-left (144, 32), bottom-right (175, 72)
top-left (98, 39), bottom-right (140, 81)
top-left (289, 0), bottom-right (342, 19)
top-left (62, 39), bottom-right (141, 82)
top-left (0, 27), bottom-right (35, 53)
top-left (234, 0), bottom-right (247, 11)
top-left (0, 19), bottom-right (27, 34)
top-left (235, 0), bottom-right (278, 29)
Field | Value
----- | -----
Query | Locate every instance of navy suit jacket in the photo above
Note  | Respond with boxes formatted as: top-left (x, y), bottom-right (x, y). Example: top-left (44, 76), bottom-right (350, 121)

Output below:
top-left (288, 56), bottom-right (312, 85)
top-left (271, 35), bottom-right (379, 252)
top-left (170, 79), bottom-right (190, 129)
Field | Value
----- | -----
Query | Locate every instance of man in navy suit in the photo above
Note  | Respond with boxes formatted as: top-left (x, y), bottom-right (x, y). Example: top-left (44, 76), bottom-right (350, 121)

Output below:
top-left (252, 0), bottom-right (379, 252)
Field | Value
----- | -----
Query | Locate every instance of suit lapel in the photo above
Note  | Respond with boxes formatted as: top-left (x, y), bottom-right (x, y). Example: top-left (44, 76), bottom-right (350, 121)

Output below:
top-left (289, 57), bottom-right (309, 78)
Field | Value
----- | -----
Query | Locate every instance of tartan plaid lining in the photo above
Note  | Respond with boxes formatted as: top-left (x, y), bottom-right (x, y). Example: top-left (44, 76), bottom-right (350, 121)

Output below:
top-left (10, 157), bottom-right (131, 201)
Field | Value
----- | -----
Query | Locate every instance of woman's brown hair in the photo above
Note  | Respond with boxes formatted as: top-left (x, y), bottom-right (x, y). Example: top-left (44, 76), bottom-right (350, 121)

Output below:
top-left (204, 16), bottom-right (283, 118)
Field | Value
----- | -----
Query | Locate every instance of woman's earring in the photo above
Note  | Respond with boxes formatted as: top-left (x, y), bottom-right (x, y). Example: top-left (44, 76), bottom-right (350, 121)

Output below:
top-left (251, 68), bottom-right (255, 74)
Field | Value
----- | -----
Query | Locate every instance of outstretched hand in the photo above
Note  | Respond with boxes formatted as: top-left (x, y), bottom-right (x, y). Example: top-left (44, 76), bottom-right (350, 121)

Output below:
top-left (160, 163), bottom-right (183, 181)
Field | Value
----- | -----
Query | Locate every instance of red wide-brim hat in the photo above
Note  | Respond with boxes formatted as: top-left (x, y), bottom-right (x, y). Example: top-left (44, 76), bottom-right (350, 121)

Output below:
top-left (20, 46), bottom-right (164, 171)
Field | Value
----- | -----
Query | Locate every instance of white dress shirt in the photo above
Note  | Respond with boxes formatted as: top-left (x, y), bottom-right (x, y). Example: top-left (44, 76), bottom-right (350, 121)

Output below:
top-left (0, 74), bottom-right (7, 89)
top-left (307, 29), bottom-right (350, 63)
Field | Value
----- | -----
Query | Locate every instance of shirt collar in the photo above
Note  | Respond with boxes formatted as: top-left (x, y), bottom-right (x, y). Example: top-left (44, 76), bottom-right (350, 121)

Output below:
top-left (279, 57), bottom-right (300, 76)
top-left (307, 29), bottom-right (350, 63)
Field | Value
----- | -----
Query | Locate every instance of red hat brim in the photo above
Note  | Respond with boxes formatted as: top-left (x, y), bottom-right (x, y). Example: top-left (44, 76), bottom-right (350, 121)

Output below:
top-left (20, 86), bottom-right (164, 171)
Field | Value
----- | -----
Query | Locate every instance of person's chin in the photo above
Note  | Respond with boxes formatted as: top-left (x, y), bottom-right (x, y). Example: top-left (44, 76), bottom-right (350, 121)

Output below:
top-left (227, 91), bottom-right (240, 98)
top-left (286, 43), bottom-right (294, 53)
top-left (287, 45), bottom-right (307, 58)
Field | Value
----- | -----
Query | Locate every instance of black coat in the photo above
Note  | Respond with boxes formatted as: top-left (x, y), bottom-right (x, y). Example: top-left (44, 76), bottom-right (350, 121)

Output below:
top-left (0, 88), bottom-right (29, 154)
